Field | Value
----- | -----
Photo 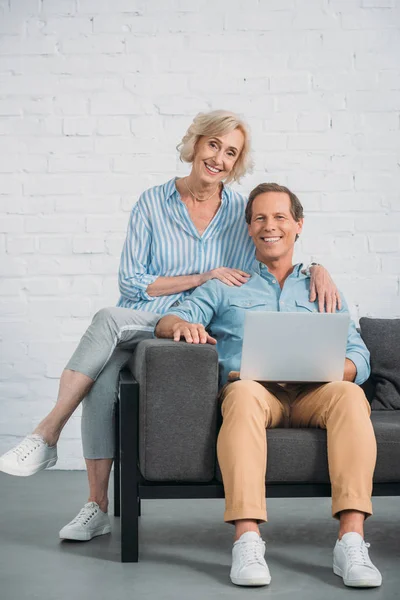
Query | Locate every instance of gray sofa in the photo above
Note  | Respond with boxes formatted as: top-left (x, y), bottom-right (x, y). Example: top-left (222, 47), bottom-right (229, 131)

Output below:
top-left (113, 317), bottom-right (400, 562)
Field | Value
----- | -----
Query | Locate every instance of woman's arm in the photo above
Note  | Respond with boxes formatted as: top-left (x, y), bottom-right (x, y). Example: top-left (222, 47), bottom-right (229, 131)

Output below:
top-left (146, 267), bottom-right (250, 297)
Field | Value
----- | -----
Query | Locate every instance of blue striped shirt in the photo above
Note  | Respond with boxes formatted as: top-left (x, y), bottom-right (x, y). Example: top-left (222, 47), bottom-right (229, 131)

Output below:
top-left (117, 177), bottom-right (255, 314)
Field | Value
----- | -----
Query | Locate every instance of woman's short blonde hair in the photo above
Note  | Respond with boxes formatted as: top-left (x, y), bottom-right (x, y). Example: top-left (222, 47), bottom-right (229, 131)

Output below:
top-left (177, 109), bottom-right (253, 184)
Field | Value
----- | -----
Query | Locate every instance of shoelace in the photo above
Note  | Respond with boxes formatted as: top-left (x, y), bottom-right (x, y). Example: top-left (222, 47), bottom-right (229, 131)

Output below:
top-left (346, 542), bottom-right (371, 568)
top-left (240, 539), bottom-right (266, 566)
top-left (8, 436), bottom-right (43, 460)
top-left (70, 504), bottom-right (99, 527)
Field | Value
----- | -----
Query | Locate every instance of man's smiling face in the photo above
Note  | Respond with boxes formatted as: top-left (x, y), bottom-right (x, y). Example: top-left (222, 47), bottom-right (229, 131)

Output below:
top-left (247, 191), bottom-right (303, 264)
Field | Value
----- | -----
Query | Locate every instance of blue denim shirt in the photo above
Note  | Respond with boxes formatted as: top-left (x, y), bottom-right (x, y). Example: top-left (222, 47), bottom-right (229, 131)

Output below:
top-left (165, 258), bottom-right (371, 387)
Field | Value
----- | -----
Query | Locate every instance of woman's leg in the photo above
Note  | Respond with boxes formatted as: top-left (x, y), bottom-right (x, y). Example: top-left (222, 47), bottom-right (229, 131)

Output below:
top-left (0, 307), bottom-right (159, 483)
top-left (34, 307), bottom-right (159, 445)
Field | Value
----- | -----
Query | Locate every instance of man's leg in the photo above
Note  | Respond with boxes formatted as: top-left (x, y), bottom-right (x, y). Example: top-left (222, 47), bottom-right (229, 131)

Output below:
top-left (217, 380), bottom-right (286, 587)
top-left (290, 381), bottom-right (381, 587)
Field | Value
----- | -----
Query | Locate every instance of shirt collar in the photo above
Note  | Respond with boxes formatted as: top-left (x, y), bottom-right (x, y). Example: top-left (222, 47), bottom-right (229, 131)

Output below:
top-left (250, 257), bottom-right (304, 280)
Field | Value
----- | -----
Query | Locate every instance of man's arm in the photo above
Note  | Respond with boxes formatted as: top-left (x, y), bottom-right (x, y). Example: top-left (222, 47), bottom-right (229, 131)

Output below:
top-left (343, 358), bottom-right (357, 382)
top-left (155, 314), bottom-right (216, 345)
top-left (155, 279), bottom-right (222, 344)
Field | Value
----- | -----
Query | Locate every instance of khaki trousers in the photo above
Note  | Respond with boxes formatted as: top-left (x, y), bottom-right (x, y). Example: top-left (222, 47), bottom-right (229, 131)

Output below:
top-left (217, 380), bottom-right (377, 524)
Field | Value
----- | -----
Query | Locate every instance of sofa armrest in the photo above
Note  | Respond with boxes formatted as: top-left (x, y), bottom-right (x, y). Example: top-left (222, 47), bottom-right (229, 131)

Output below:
top-left (128, 339), bottom-right (219, 482)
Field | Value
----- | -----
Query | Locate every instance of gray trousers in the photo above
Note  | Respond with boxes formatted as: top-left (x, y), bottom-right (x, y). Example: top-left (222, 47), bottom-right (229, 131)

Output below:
top-left (65, 307), bottom-right (160, 459)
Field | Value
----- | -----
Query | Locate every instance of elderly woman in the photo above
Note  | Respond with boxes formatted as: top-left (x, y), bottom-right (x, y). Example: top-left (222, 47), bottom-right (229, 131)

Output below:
top-left (0, 110), bottom-right (339, 542)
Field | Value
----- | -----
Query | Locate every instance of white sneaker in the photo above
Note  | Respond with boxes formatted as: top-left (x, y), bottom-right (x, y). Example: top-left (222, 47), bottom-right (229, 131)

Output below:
top-left (230, 531), bottom-right (271, 586)
top-left (0, 434), bottom-right (57, 477)
top-left (333, 532), bottom-right (382, 587)
top-left (59, 502), bottom-right (111, 541)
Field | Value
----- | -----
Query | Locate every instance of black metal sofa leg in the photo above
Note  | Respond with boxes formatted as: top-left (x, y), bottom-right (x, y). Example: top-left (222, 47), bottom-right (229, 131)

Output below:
top-left (113, 401), bottom-right (120, 518)
top-left (119, 376), bottom-right (140, 562)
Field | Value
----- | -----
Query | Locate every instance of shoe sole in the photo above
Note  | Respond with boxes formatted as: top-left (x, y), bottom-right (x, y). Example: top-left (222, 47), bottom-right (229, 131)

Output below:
top-left (0, 456), bottom-right (57, 477)
top-left (59, 524), bottom-right (111, 542)
top-left (230, 575), bottom-right (271, 587)
top-left (333, 565), bottom-right (382, 588)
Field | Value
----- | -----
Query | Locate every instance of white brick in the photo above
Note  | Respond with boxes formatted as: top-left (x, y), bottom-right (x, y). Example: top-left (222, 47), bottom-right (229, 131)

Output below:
top-left (355, 172), bottom-right (400, 192)
top-left (341, 9), bottom-right (400, 29)
top-left (23, 175), bottom-right (91, 195)
top-left (6, 235), bottom-right (36, 254)
top-left (356, 214), bottom-right (400, 232)
top-left (381, 256), bottom-right (400, 274)
top-left (28, 297), bottom-right (92, 318)
top-left (78, 0), bottom-right (145, 13)
top-left (38, 236), bottom-right (72, 254)
top-left (39, 17), bottom-right (92, 35)
top-left (287, 133), bottom-right (352, 151)
top-left (61, 35), bottom-right (125, 55)
top-left (287, 172), bottom-right (353, 192)
top-left (1, 196), bottom-right (54, 214)
top-left (105, 235), bottom-right (124, 256)
top-left (73, 236), bottom-right (105, 254)
top-left (112, 154), bottom-right (176, 173)
top-left (55, 196), bottom-right (120, 213)
top-left (0, 278), bottom-right (26, 295)
top-left (90, 93), bottom-right (147, 116)
top-left (0, 36), bottom-right (58, 56)
top-left (0, 298), bottom-right (28, 316)
top-left (63, 117), bottom-right (97, 136)
top-left (53, 94), bottom-right (89, 116)
top-left (0, 175), bottom-right (22, 195)
top-left (297, 113), bottom-right (330, 132)
top-left (48, 155), bottom-right (110, 173)
top-left (96, 117), bottom-right (131, 136)
top-left (361, 0), bottom-right (395, 6)
top-left (24, 216), bottom-right (85, 233)
top-left (313, 71), bottom-right (378, 92)
top-left (86, 215), bottom-right (128, 233)
top-left (41, 0), bottom-right (76, 15)
top-left (0, 216), bottom-right (24, 233)
top-left (320, 193), bottom-right (383, 212)
top-left (277, 92), bottom-right (346, 111)
top-left (269, 74), bottom-right (310, 93)
top-left (0, 99), bottom-right (22, 116)
top-left (368, 234), bottom-right (400, 252)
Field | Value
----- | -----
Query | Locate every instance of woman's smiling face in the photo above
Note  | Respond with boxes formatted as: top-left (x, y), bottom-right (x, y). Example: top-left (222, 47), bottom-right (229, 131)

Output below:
top-left (191, 128), bottom-right (244, 186)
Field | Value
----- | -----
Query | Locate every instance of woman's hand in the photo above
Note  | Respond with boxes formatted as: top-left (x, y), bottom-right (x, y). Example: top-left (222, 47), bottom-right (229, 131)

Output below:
top-left (309, 265), bottom-right (342, 313)
top-left (172, 321), bottom-right (217, 345)
top-left (200, 267), bottom-right (251, 287)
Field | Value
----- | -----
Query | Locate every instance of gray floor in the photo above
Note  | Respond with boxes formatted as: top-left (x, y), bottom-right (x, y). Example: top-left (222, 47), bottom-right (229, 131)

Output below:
top-left (1, 471), bottom-right (399, 600)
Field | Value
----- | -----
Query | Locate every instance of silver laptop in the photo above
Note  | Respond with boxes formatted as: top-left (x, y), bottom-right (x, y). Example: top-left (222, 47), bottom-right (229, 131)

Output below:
top-left (240, 312), bottom-right (350, 382)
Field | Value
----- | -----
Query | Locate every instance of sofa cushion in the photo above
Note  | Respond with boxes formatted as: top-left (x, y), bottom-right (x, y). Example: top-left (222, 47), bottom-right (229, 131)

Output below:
top-left (215, 412), bottom-right (400, 484)
top-left (359, 317), bottom-right (400, 410)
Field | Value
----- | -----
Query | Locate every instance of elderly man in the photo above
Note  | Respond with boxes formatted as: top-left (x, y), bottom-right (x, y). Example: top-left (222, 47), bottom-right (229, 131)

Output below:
top-left (155, 182), bottom-right (381, 589)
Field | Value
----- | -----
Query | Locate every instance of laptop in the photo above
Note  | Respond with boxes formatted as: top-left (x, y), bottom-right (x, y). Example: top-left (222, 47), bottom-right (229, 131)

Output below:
top-left (240, 312), bottom-right (350, 382)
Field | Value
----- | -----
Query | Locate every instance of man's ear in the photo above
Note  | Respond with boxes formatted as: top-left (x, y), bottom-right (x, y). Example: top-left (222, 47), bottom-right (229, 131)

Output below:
top-left (296, 218), bottom-right (304, 237)
top-left (247, 222), bottom-right (252, 237)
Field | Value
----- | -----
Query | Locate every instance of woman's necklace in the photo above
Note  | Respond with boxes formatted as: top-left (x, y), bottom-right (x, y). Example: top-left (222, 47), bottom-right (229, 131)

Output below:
top-left (183, 178), bottom-right (220, 203)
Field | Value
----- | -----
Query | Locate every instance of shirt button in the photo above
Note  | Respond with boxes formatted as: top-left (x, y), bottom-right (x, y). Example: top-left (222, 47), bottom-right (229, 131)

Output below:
top-left (272, 279), bottom-right (277, 284)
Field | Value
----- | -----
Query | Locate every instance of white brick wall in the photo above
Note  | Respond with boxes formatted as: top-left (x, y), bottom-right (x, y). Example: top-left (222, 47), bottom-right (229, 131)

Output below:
top-left (0, 0), bottom-right (399, 469)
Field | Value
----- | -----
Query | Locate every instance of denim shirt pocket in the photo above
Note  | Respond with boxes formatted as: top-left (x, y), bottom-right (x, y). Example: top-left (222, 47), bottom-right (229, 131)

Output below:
top-left (295, 299), bottom-right (318, 313)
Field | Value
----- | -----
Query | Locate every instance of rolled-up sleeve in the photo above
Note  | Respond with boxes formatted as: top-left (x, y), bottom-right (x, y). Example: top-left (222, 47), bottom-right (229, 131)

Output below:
top-left (118, 201), bottom-right (159, 302)
top-left (340, 296), bottom-right (371, 385)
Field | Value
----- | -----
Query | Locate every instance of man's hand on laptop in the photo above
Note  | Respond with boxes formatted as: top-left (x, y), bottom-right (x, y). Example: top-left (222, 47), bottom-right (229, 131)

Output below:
top-left (172, 322), bottom-right (217, 345)
top-left (308, 265), bottom-right (342, 313)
